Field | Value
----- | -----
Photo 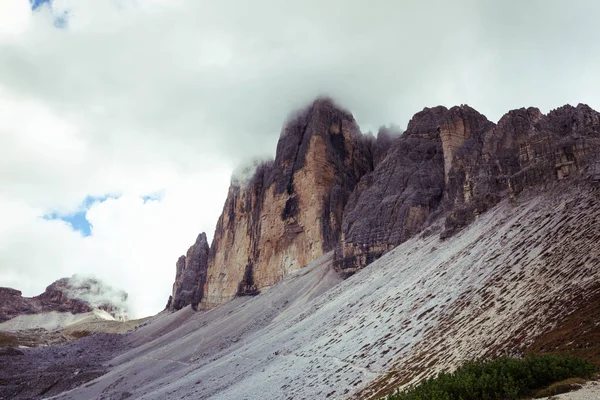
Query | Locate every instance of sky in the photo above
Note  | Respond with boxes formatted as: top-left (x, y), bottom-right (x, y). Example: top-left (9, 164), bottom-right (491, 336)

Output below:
top-left (0, 0), bottom-right (599, 318)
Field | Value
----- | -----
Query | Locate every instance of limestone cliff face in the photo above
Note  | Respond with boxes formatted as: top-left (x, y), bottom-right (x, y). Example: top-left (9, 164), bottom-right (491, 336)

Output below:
top-left (200, 98), bottom-right (376, 307)
top-left (167, 233), bottom-right (210, 311)
top-left (203, 164), bottom-right (269, 305)
top-left (439, 106), bottom-right (496, 184)
top-left (169, 99), bottom-right (600, 309)
top-left (338, 103), bottom-right (600, 271)
top-left (337, 107), bottom-right (448, 274)
top-left (442, 103), bottom-right (600, 236)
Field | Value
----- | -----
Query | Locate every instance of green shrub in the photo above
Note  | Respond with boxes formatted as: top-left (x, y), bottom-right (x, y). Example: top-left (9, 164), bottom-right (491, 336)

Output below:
top-left (389, 354), bottom-right (595, 400)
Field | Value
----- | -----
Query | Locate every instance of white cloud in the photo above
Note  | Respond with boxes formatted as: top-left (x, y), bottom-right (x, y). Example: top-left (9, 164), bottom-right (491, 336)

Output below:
top-left (0, 0), bottom-right (599, 317)
top-left (0, 0), bottom-right (32, 37)
top-left (0, 172), bottom-right (230, 318)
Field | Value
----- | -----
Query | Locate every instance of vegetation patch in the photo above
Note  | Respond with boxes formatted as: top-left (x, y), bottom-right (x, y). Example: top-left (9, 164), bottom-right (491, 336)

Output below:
top-left (69, 330), bottom-right (92, 339)
top-left (0, 332), bottom-right (20, 347)
top-left (526, 285), bottom-right (600, 366)
top-left (533, 377), bottom-right (586, 398)
top-left (389, 354), bottom-right (595, 400)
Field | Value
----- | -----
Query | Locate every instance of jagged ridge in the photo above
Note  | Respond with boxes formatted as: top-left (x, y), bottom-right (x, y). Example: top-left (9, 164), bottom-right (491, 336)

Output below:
top-left (169, 99), bottom-right (600, 310)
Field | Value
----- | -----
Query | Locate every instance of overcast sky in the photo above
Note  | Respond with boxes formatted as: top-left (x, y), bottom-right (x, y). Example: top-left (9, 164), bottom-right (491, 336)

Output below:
top-left (1, 0), bottom-right (599, 318)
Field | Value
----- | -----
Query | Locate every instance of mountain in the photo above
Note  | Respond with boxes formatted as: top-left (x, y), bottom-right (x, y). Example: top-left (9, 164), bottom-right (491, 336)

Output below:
top-left (168, 99), bottom-right (600, 309)
top-left (2, 99), bottom-right (600, 400)
top-left (168, 98), bottom-right (390, 310)
top-left (0, 276), bottom-right (128, 323)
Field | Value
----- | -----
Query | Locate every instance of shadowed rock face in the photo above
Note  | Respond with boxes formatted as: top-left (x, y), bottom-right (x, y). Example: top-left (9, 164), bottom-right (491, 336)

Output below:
top-left (337, 106), bottom-right (448, 275)
top-left (169, 100), bottom-right (600, 308)
top-left (371, 126), bottom-right (401, 168)
top-left (339, 103), bottom-right (600, 271)
top-left (442, 103), bottom-right (600, 237)
top-left (0, 278), bottom-right (127, 323)
top-left (167, 233), bottom-right (210, 311)
top-left (0, 288), bottom-right (45, 323)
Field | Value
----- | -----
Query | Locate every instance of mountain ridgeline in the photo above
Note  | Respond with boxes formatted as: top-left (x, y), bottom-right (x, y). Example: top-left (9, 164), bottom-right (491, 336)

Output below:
top-left (0, 276), bottom-right (128, 322)
top-left (167, 98), bottom-right (600, 311)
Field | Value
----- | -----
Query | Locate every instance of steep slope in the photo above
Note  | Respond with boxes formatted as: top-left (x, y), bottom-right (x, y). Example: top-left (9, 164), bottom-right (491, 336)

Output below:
top-left (47, 181), bottom-right (600, 400)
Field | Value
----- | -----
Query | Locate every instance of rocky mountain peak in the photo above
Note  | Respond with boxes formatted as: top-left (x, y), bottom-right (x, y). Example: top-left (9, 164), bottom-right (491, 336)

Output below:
top-left (404, 105), bottom-right (448, 136)
top-left (338, 105), bottom-right (449, 274)
top-left (543, 103), bottom-right (600, 137)
top-left (439, 104), bottom-right (496, 184)
top-left (169, 98), bottom-right (385, 309)
top-left (0, 276), bottom-right (128, 323)
top-left (168, 99), bottom-right (600, 310)
top-left (167, 232), bottom-right (210, 311)
top-left (268, 96), bottom-right (366, 196)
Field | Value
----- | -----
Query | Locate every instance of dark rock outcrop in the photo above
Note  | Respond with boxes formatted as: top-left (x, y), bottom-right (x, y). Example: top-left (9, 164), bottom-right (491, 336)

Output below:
top-left (442, 103), bottom-right (600, 237)
top-left (0, 288), bottom-right (40, 323)
top-left (167, 233), bottom-right (210, 311)
top-left (0, 277), bottom-right (128, 323)
top-left (370, 126), bottom-right (401, 168)
top-left (337, 106), bottom-right (449, 274)
top-left (338, 103), bottom-right (600, 271)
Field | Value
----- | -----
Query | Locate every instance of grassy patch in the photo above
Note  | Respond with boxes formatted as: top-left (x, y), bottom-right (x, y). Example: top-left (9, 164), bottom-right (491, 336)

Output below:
top-left (0, 332), bottom-right (19, 347)
top-left (526, 286), bottom-right (600, 366)
top-left (69, 330), bottom-right (92, 339)
top-left (389, 354), bottom-right (595, 400)
top-left (533, 377), bottom-right (586, 398)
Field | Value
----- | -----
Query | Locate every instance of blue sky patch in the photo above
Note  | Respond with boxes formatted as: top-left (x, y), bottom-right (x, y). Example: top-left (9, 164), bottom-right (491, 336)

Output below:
top-left (30, 0), bottom-right (69, 28)
top-left (43, 194), bottom-right (163, 236)
top-left (142, 192), bottom-right (164, 203)
top-left (30, 0), bottom-right (52, 10)
top-left (43, 195), bottom-right (115, 237)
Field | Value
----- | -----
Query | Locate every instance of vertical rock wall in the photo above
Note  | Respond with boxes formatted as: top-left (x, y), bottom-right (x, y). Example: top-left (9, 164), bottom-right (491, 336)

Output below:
top-left (167, 233), bottom-right (209, 311)
top-left (169, 100), bottom-right (600, 310)
top-left (201, 98), bottom-right (376, 308)
top-left (337, 106), bottom-right (448, 274)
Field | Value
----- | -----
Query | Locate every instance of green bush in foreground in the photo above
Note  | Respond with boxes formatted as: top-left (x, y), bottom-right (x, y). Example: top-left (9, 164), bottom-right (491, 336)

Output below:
top-left (389, 354), bottom-right (596, 400)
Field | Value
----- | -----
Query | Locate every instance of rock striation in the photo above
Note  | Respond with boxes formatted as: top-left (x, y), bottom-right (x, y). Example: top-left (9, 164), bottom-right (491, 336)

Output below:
top-left (337, 106), bottom-right (448, 275)
top-left (442, 103), bottom-right (600, 237)
top-left (169, 99), bottom-right (600, 310)
top-left (0, 277), bottom-right (128, 323)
